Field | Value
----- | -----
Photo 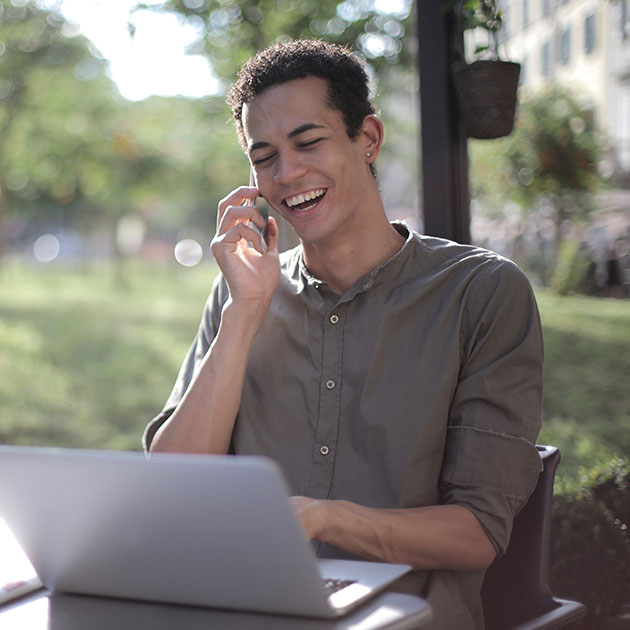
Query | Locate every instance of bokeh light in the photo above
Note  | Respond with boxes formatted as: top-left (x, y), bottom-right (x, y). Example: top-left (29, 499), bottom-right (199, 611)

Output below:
top-left (33, 234), bottom-right (60, 263)
top-left (174, 238), bottom-right (203, 267)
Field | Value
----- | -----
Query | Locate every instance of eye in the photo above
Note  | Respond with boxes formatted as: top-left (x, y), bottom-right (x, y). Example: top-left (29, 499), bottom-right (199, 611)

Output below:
top-left (252, 153), bottom-right (275, 166)
top-left (299, 138), bottom-right (323, 148)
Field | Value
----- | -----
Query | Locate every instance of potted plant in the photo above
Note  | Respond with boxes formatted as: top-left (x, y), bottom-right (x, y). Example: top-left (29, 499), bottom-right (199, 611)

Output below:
top-left (444, 0), bottom-right (521, 139)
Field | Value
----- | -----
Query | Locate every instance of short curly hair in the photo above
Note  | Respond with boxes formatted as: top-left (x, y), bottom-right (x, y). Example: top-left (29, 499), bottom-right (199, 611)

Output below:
top-left (227, 39), bottom-right (376, 148)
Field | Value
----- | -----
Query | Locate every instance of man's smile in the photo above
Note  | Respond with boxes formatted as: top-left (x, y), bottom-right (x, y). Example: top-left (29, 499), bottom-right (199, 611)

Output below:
top-left (282, 188), bottom-right (327, 213)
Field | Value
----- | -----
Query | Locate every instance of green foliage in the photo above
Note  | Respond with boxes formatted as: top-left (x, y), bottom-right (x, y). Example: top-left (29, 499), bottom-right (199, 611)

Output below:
top-left (443, 0), bottom-right (504, 59)
top-left (550, 457), bottom-right (630, 623)
top-left (469, 87), bottom-right (604, 285)
top-left (537, 290), bottom-right (630, 490)
top-left (549, 238), bottom-right (597, 296)
top-left (0, 0), bottom-right (112, 248)
top-left (0, 0), bottom-right (256, 254)
top-left (470, 88), bottom-right (602, 215)
top-left (506, 87), bottom-right (601, 206)
top-left (136, 0), bottom-right (414, 82)
top-left (0, 1), bottom-right (95, 104)
top-left (1, 0), bottom-right (420, 258)
top-left (103, 95), bottom-right (249, 236)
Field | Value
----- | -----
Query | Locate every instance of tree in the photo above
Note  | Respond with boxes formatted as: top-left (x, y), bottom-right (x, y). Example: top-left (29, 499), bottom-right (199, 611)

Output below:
top-left (131, 0), bottom-right (421, 239)
top-left (469, 87), bottom-right (602, 281)
top-left (505, 87), bottom-right (601, 260)
top-left (133, 0), bottom-right (414, 84)
top-left (0, 0), bottom-right (112, 258)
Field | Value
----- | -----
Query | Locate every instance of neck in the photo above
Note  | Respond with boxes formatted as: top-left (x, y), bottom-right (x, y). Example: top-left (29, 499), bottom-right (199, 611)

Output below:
top-left (302, 217), bottom-right (405, 295)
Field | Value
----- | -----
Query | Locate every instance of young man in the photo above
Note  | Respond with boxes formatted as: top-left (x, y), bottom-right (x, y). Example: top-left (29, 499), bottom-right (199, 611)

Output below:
top-left (143, 40), bottom-right (544, 629)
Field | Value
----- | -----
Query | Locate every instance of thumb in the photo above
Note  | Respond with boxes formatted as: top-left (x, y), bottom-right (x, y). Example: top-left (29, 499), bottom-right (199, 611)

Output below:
top-left (265, 216), bottom-right (280, 252)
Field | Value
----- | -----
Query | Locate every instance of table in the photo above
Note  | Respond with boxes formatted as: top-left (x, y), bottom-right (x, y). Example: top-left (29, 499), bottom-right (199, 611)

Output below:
top-left (0, 519), bottom-right (431, 630)
top-left (0, 589), bottom-right (431, 630)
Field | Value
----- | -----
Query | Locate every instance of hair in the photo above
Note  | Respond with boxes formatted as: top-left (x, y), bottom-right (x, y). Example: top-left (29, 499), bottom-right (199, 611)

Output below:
top-left (227, 39), bottom-right (377, 149)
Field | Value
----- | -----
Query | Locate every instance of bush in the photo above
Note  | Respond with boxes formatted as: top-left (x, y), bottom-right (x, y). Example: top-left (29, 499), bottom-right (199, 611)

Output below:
top-left (550, 458), bottom-right (630, 626)
top-left (549, 239), bottom-right (597, 296)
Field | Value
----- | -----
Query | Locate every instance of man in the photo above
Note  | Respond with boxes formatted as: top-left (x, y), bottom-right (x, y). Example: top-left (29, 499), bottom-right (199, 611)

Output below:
top-left (143, 40), bottom-right (543, 629)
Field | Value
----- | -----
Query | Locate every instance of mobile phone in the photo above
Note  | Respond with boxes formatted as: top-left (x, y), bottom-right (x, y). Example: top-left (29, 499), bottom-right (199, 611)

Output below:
top-left (246, 169), bottom-right (268, 252)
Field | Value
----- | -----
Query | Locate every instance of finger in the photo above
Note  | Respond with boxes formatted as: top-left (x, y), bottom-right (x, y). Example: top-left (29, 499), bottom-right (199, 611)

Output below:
top-left (212, 222), bottom-right (267, 254)
top-left (217, 186), bottom-right (260, 225)
top-left (217, 204), bottom-right (266, 235)
top-left (265, 216), bottom-right (279, 252)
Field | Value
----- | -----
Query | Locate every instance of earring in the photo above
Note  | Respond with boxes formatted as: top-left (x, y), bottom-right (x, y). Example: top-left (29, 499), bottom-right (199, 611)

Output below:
top-left (366, 152), bottom-right (371, 158)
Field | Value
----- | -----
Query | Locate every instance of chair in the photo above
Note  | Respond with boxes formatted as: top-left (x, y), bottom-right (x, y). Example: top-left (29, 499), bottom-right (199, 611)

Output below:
top-left (481, 445), bottom-right (587, 630)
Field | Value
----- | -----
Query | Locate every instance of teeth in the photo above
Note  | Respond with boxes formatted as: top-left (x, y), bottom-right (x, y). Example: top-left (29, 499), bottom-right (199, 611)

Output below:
top-left (286, 188), bottom-right (325, 208)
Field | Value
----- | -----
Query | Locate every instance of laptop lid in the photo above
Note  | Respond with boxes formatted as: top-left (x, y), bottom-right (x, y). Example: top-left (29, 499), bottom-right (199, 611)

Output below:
top-left (0, 446), bottom-right (410, 618)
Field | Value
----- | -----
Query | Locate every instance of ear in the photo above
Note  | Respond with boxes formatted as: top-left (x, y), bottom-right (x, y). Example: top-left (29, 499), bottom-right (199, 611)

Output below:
top-left (360, 115), bottom-right (384, 163)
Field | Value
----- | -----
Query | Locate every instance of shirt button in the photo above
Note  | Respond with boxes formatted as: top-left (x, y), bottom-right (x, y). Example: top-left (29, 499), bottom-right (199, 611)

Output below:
top-left (320, 445), bottom-right (330, 456)
top-left (326, 379), bottom-right (335, 390)
top-left (329, 314), bottom-right (339, 324)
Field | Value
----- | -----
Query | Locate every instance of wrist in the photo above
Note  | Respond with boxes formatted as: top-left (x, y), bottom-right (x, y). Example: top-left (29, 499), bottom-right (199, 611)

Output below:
top-left (310, 500), bottom-right (346, 543)
top-left (221, 295), bottom-right (271, 330)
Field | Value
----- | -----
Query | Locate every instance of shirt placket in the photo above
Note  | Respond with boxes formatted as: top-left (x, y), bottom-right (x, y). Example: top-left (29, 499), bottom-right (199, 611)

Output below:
top-left (307, 299), bottom-right (346, 499)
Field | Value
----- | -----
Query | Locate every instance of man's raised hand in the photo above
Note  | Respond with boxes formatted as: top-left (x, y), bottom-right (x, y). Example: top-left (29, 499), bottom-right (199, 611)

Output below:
top-left (211, 186), bottom-right (281, 308)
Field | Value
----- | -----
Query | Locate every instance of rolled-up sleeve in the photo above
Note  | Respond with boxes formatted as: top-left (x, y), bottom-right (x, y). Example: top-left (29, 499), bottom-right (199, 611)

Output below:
top-left (142, 274), bottom-right (228, 451)
top-left (440, 258), bottom-right (544, 557)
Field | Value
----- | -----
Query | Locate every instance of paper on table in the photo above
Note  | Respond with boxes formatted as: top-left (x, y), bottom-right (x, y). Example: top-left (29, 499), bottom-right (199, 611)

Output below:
top-left (0, 518), bottom-right (43, 605)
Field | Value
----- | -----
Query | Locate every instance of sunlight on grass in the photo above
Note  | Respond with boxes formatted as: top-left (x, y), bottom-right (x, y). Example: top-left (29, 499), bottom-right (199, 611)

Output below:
top-left (535, 289), bottom-right (630, 490)
top-left (1, 265), bottom-right (629, 491)
top-left (0, 260), bottom-right (217, 451)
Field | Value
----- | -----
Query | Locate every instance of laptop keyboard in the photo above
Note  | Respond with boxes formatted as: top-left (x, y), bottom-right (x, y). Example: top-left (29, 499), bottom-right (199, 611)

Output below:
top-left (323, 578), bottom-right (357, 595)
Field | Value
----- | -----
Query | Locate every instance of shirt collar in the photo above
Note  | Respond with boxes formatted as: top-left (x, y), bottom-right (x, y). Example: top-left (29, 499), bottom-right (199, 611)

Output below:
top-left (295, 221), bottom-right (414, 301)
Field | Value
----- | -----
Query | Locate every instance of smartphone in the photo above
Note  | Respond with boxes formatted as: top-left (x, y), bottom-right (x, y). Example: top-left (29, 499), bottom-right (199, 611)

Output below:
top-left (246, 169), bottom-right (268, 252)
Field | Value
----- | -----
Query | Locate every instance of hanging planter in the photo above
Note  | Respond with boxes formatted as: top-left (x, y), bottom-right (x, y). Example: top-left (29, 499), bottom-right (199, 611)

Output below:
top-left (451, 59), bottom-right (520, 139)
top-left (445, 0), bottom-right (520, 140)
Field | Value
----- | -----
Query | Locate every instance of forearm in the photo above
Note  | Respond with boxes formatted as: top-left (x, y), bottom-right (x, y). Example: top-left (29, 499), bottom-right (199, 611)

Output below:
top-left (293, 499), bottom-right (496, 571)
top-left (150, 299), bottom-right (267, 454)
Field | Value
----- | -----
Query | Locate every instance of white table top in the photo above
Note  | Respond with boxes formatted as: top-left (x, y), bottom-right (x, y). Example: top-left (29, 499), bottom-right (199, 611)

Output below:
top-left (0, 518), bottom-right (431, 630)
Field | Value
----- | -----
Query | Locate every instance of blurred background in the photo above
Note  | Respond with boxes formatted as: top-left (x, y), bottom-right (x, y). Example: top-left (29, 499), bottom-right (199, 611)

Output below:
top-left (1, 0), bottom-right (629, 620)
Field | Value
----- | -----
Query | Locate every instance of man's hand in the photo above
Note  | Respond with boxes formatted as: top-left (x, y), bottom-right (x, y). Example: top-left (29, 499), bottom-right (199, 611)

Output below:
top-left (289, 496), bottom-right (328, 541)
top-left (289, 496), bottom-right (496, 572)
top-left (150, 185), bottom-right (282, 455)
top-left (211, 186), bottom-right (281, 311)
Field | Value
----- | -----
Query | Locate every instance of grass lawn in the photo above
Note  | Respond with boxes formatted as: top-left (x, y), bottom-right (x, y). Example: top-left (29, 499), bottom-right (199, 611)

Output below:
top-left (536, 290), bottom-right (630, 491)
top-left (1, 261), bottom-right (629, 490)
top-left (0, 260), bottom-right (216, 451)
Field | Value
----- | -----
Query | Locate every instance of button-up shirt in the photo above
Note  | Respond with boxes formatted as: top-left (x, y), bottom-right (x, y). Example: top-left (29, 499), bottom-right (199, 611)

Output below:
top-left (144, 223), bottom-right (544, 629)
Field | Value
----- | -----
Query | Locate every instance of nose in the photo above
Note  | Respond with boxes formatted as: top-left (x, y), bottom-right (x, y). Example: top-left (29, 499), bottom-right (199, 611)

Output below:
top-left (273, 151), bottom-right (307, 184)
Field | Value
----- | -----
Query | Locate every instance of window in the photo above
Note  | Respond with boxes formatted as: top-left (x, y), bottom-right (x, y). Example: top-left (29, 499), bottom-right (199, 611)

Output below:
top-left (559, 26), bottom-right (571, 65)
top-left (619, 88), bottom-right (630, 171)
top-left (542, 0), bottom-right (551, 17)
top-left (523, 0), bottom-right (529, 28)
top-left (541, 41), bottom-right (551, 78)
top-left (584, 12), bottom-right (596, 54)
top-left (503, 3), bottom-right (510, 37)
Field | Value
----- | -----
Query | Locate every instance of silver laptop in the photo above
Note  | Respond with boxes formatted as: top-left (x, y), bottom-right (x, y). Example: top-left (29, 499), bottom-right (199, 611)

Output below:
top-left (0, 445), bottom-right (411, 618)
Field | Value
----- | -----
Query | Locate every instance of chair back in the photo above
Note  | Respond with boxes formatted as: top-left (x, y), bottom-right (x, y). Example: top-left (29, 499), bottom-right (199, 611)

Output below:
top-left (481, 445), bottom-right (585, 630)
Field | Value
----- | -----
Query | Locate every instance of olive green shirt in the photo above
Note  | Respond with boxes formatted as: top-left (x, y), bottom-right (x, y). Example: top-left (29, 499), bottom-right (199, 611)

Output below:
top-left (144, 223), bottom-right (543, 629)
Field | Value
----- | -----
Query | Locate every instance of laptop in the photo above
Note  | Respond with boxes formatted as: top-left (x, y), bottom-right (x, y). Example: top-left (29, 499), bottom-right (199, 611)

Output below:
top-left (0, 445), bottom-right (411, 618)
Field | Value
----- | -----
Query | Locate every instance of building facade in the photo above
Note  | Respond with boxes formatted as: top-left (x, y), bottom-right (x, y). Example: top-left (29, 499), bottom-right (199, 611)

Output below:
top-left (498, 0), bottom-right (630, 184)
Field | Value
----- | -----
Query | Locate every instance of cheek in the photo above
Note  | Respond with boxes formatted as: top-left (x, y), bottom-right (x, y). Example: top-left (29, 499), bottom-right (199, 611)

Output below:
top-left (252, 169), bottom-right (272, 194)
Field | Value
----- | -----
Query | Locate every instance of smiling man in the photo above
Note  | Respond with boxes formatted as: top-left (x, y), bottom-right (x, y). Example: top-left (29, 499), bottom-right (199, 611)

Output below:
top-left (143, 40), bottom-right (544, 630)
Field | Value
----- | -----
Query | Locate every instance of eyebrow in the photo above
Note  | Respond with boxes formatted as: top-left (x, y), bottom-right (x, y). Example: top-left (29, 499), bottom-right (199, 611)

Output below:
top-left (248, 123), bottom-right (326, 153)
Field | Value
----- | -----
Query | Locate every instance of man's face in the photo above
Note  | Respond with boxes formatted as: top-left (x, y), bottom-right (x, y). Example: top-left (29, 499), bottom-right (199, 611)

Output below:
top-left (242, 76), bottom-right (373, 247)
